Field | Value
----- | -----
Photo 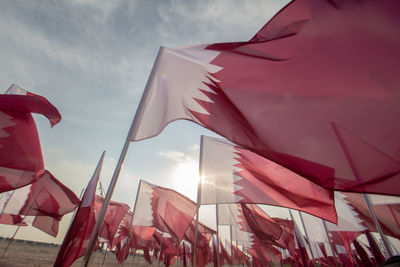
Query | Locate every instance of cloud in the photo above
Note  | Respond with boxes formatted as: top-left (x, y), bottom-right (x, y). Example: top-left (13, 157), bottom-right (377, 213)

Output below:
top-left (157, 150), bottom-right (191, 163)
top-left (156, 0), bottom-right (290, 44)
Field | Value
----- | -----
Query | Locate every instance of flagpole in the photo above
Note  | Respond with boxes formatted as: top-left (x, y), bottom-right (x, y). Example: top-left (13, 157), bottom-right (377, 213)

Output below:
top-left (158, 232), bottom-right (164, 266)
top-left (229, 225), bottom-right (233, 265)
top-left (216, 204), bottom-right (221, 267)
top-left (124, 180), bottom-right (142, 262)
top-left (322, 219), bottom-right (339, 267)
top-left (362, 194), bottom-right (393, 258)
top-left (83, 46), bottom-right (165, 265)
top-left (0, 216), bottom-right (24, 259)
top-left (297, 211), bottom-right (317, 267)
top-left (193, 135), bottom-right (205, 267)
top-left (84, 134), bottom-right (133, 264)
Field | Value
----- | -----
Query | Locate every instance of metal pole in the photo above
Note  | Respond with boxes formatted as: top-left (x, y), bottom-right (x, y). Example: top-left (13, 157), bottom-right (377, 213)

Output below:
top-left (193, 135), bottom-right (205, 267)
top-left (83, 46), bottom-right (165, 265)
top-left (230, 225), bottom-right (233, 265)
top-left (322, 219), bottom-right (339, 267)
top-left (363, 194), bottom-right (393, 258)
top-left (216, 204), bottom-right (220, 267)
top-left (297, 210), bottom-right (317, 267)
top-left (235, 240), bottom-right (240, 267)
top-left (83, 136), bottom-right (133, 265)
top-left (0, 217), bottom-right (24, 259)
top-left (132, 249), bottom-right (137, 265)
top-left (123, 181), bottom-right (142, 263)
top-left (158, 232), bottom-right (164, 266)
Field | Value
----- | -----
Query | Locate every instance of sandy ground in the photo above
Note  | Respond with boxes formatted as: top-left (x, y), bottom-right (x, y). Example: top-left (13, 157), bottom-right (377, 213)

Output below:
top-left (0, 239), bottom-right (161, 267)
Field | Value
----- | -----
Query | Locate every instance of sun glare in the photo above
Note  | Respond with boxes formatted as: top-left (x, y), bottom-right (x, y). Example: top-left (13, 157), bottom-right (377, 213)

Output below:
top-left (173, 161), bottom-right (199, 201)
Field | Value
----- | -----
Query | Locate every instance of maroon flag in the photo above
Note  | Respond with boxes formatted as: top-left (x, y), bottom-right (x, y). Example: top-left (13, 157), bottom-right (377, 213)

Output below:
top-left (0, 214), bottom-right (26, 226)
top-left (239, 204), bottom-right (282, 244)
top-left (0, 171), bottom-right (79, 236)
top-left (94, 195), bottom-right (130, 249)
top-left (365, 231), bottom-right (385, 265)
top-left (201, 136), bottom-right (336, 223)
top-left (112, 211), bottom-right (132, 248)
top-left (343, 192), bottom-right (400, 239)
top-left (132, 180), bottom-right (196, 242)
top-left (130, 0), bottom-right (400, 196)
top-left (184, 220), bottom-right (215, 267)
top-left (273, 218), bottom-right (296, 257)
top-left (0, 84), bottom-right (61, 193)
top-left (131, 225), bottom-right (156, 249)
top-left (353, 239), bottom-right (373, 267)
top-left (54, 152), bottom-right (105, 267)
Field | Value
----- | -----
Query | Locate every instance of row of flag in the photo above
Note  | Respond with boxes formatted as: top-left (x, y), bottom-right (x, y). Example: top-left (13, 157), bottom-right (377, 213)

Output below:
top-left (0, 0), bottom-right (399, 266)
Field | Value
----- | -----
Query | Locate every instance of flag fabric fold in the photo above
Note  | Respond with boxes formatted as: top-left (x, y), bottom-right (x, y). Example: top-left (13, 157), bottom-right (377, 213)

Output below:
top-left (130, 0), bottom-right (400, 196)
top-left (201, 136), bottom-right (336, 223)
top-left (94, 195), bottom-right (130, 249)
top-left (0, 84), bottom-right (61, 193)
top-left (132, 180), bottom-right (196, 242)
top-left (0, 170), bottom-right (79, 237)
top-left (343, 192), bottom-right (400, 239)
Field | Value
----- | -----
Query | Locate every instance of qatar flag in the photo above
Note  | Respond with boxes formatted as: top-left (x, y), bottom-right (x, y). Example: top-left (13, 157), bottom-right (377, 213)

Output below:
top-left (201, 136), bottom-right (336, 223)
top-left (0, 84), bottom-right (61, 193)
top-left (343, 192), bottom-right (400, 239)
top-left (0, 170), bottom-right (79, 237)
top-left (132, 180), bottom-right (196, 242)
top-left (130, 0), bottom-right (400, 196)
top-left (300, 192), bottom-right (366, 244)
top-left (94, 195), bottom-right (130, 249)
top-left (54, 152), bottom-right (105, 267)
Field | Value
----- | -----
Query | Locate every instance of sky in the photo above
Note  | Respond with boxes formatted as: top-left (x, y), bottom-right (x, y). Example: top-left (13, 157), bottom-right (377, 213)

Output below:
top-left (0, 0), bottom-right (292, 244)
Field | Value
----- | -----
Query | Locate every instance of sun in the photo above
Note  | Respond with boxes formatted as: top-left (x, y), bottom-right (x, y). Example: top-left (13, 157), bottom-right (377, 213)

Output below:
top-left (172, 161), bottom-right (200, 201)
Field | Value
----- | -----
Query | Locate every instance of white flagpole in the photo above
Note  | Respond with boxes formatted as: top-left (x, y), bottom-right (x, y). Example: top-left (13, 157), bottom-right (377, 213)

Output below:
top-left (229, 225), bottom-right (233, 265)
top-left (321, 219), bottom-right (339, 267)
top-left (1, 215), bottom-right (25, 259)
top-left (83, 139), bottom-right (132, 265)
top-left (216, 204), bottom-right (221, 267)
top-left (83, 47), bottom-right (165, 265)
top-left (158, 232), bottom-right (164, 266)
top-left (363, 194), bottom-right (393, 258)
top-left (193, 135), bottom-right (205, 267)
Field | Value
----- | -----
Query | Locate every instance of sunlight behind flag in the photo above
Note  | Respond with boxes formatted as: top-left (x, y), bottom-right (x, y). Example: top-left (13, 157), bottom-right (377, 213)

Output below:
top-left (172, 160), bottom-right (200, 200)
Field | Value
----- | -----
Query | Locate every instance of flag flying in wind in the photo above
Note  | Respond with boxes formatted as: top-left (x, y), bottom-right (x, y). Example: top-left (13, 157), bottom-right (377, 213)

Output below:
top-left (300, 192), bottom-right (365, 245)
top-left (94, 195), bottom-right (130, 249)
top-left (132, 180), bottom-right (197, 242)
top-left (201, 136), bottom-right (336, 223)
top-left (0, 84), bottom-right (61, 193)
top-left (0, 170), bottom-right (79, 237)
top-left (54, 152), bottom-right (105, 267)
top-left (343, 192), bottom-right (400, 239)
top-left (130, 0), bottom-right (400, 196)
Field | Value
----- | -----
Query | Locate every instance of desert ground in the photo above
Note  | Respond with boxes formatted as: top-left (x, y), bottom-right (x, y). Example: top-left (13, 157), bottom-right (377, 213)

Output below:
top-left (0, 238), bottom-right (159, 267)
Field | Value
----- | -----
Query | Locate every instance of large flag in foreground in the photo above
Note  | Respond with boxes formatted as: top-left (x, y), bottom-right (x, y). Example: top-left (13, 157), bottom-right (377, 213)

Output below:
top-left (132, 180), bottom-right (197, 242)
top-left (130, 0), bottom-right (400, 196)
top-left (0, 84), bottom-right (61, 193)
top-left (0, 171), bottom-right (79, 237)
top-left (54, 152), bottom-right (105, 267)
top-left (201, 136), bottom-right (336, 222)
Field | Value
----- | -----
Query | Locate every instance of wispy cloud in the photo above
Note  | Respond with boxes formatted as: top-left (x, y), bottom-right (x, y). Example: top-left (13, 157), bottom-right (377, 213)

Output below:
top-left (157, 142), bottom-right (200, 163)
top-left (157, 150), bottom-right (192, 163)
